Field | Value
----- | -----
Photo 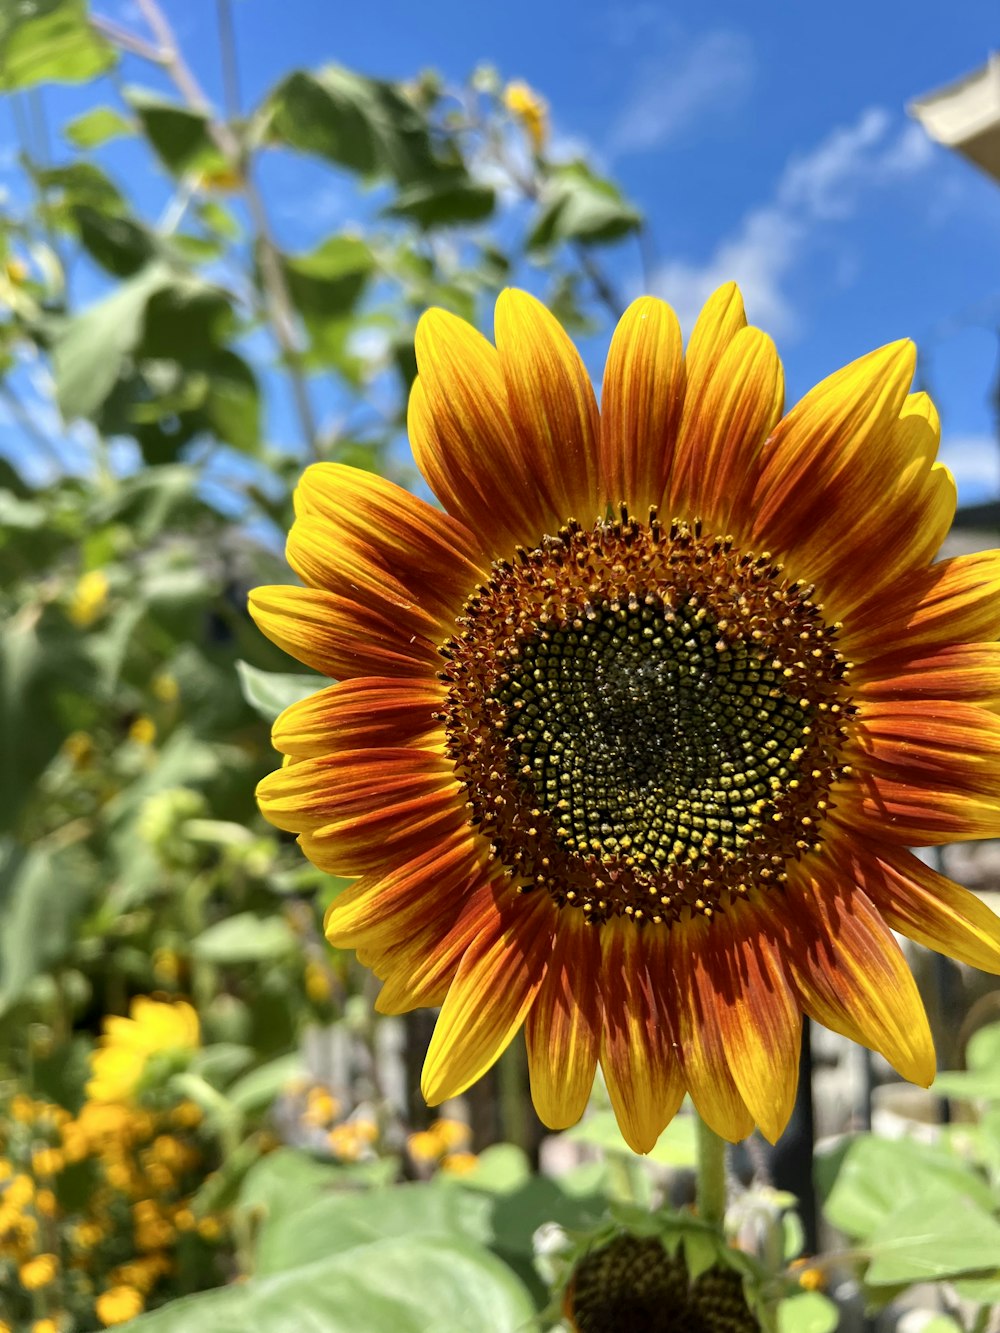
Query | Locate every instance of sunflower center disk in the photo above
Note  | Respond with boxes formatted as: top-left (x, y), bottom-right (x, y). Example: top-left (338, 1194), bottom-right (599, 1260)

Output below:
top-left (440, 513), bottom-right (853, 927)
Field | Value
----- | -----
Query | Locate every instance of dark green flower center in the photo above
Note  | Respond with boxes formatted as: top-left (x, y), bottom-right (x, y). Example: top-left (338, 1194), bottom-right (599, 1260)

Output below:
top-left (439, 512), bottom-right (852, 927)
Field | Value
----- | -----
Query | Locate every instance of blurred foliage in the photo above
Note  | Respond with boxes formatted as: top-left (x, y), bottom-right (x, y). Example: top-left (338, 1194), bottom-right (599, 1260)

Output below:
top-left (1, 2), bottom-right (996, 1331)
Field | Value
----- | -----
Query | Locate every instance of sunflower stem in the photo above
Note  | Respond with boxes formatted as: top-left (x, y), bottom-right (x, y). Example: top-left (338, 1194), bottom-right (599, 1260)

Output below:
top-left (694, 1113), bottom-right (728, 1229)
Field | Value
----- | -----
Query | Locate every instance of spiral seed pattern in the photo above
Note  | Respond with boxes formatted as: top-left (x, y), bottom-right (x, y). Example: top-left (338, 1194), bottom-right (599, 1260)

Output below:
top-left (439, 511), bottom-right (853, 928)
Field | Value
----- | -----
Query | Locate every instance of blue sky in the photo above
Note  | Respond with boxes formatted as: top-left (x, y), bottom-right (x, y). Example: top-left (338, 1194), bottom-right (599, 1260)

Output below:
top-left (6, 0), bottom-right (1000, 505)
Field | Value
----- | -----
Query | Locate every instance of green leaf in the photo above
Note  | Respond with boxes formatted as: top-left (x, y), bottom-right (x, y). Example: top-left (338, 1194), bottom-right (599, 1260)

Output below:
top-left (0, 0), bottom-right (115, 91)
top-left (283, 235), bottom-right (374, 364)
top-left (52, 264), bottom-right (169, 419)
top-left (236, 661), bottom-right (322, 722)
top-left (777, 1292), bottom-right (839, 1333)
top-left (968, 1020), bottom-right (1000, 1070)
top-left (191, 913), bottom-right (298, 965)
top-left (200, 350), bottom-right (261, 453)
top-left (566, 1109), bottom-right (697, 1167)
top-left (125, 86), bottom-right (226, 176)
top-left (386, 174), bottom-right (495, 229)
top-left (64, 105), bottom-right (134, 148)
top-left (125, 1236), bottom-right (537, 1332)
top-left (73, 204), bottom-right (156, 277)
top-left (239, 1148), bottom-right (346, 1227)
top-left (265, 66), bottom-right (442, 185)
top-left (865, 1183), bottom-right (1000, 1285)
top-left (528, 161), bottom-right (641, 250)
top-left (821, 1135), bottom-right (994, 1238)
top-left (227, 1053), bottom-right (303, 1114)
top-left (0, 841), bottom-right (93, 1016)
top-left (255, 1181), bottom-right (494, 1276)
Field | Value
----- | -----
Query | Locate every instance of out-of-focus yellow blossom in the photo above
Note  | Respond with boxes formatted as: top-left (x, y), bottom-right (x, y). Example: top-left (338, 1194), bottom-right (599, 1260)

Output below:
top-left (796, 1265), bottom-right (825, 1292)
top-left (440, 1151), bottom-right (479, 1176)
top-left (503, 79), bottom-right (548, 152)
top-left (304, 959), bottom-right (333, 1004)
top-left (327, 1123), bottom-right (367, 1161)
top-left (151, 672), bottom-right (179, 704)
top-left (172, 1206), bottom-right (195, 1232)
top-left (68, 569), bottom-right (110, 628)
top-left (31, 1147), bottom-right (64, 1177)
top-left (0, 1318), bottom-right (12, 1333)
top-left (8, 1175), bottom-right (34, 1208)
top-left (303, 1086), bottom-right (339, 1127)
top-left (95, 1284), bottom-right (145, 1327)
top-left (5, 258), bottom-right (28, 284)
top-left (19, 1251), bottom-right (58, 1289)
top-left (407, 1130), bottom-right (440, 1165)
top-left (169, 1099), bottom-right (203, 1130)
top-left (62, 730), bottom-right (96, 768)
top-left (0, 1158), bottom-right (12, 1181)
top-left (197, 1215), bottom-right (222, 1242)
top-left (10, 1093), bottom-right (36, 1123)
top-left (35, 1189), bottom-right (58, 1218)
top-left (31, 1320), bottom-right (61, 1333)
top-left (429, 1118), bottom-right (470, 1153)
top-left (127, 715), bottom-right (157, 746)
top-left (87, 997), bottom-right (199, 1103)
top-left (152, 947), bottom-right (183, 985)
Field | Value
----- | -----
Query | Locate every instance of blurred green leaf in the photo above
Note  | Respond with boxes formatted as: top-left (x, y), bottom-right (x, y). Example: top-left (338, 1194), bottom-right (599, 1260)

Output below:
top-left (864, 1183), bottom-right (1000, 1285)
top-left (236, 661), bottom-right (321, 722)
top-left (528, 161), bottom-right (641, 250)
top-left (73, 204), bottom-right (156, 277)
top-left (255, 1181), bottom-right (493, 1275)
top-left (192, 912), bottom-right (298, 964)
top-left (0, 842), bottom-right (92, 1016)
top-left (820, 1135), bottom-right (993, 1238)
top-left (776, 1292), bottom-right (839, 1333)
top-left (228, 1052), bottom-right (303, 1114)
top-left (566, 1109), bottom-right (697, 1168)
top-left (386, 174), bottom-right (495, 229)
top-left (265, 66), bottom-right (444, 185)
top-left (64, 105), bottom-right (134, 148)
top-left (0, 0), bottom-right (115, 91)
top-left (126, 1235), bottom-right (537, 1332)
top-left (125, 86), bottom-right (226, 176)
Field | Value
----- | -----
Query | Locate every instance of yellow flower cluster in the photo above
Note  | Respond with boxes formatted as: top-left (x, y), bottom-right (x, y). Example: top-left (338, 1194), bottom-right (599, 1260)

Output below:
top-left (502, 79), bottom-right (549, 153)
top-left (87, 997), bottom-right (200, 1103)
top-left (0, 1040), bottom-right (227, 1328)
top-left (67, 569), bottom-right (109, 628)
top-left (406, 1119), bottom-right (477, 1175)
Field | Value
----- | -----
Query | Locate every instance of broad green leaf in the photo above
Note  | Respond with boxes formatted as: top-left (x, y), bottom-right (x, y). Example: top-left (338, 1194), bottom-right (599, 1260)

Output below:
top-left (865, 1183), bottom-right (1000, 1285)
top-left (227, 1053), bottom-right (303, 1114)
top-left (264, 66), bottom-right (442, 185)
top-left (528, 161), bottom-right (641, 250)
top-left (125, 1236), bottom-right (537, 1332)
top-left (239, 1148), bottom-right (347, 1226)
top-left (0, 841), bottom-right (93, 1015)
top-left (52, 263), bottom-right (170, 419)
top-left (387, 174), bottom-right (495, 228)
top-left (64, 105), bottom-right (134, 148)
top-left (191, 912), bottom-right (298, 964)
top-left (199, 350), bottom-right (261, 453)
top-left (0, 0), bottom-right (115, 91)
top-left (255, 1181), bottom-right (494, 1275)
top-left (776, 1292), bottom-right (839, 1333)
top-left (968, 1020), bottom-right (1000, 1071)
top-left (456, 1143), bottom-right (532, 1194)
top-left (933, 1068), bottom-right (1000, 1100)
top-left (125, 86), bottom-right (226, 176)
top-left (821, 1135), bottom-right (993, 1238)
top-left (283, 235), bottom-right (374, 364)
top-left (953, 1272), bottom-right (1000, 1302)
top-left (236, 660), bottom-right (322, 722)
top-left (73, 204), bottom-right (156, 277)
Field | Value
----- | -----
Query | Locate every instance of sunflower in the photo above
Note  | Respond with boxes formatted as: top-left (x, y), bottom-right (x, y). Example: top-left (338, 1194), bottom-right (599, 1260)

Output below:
top-left (252, 285), bottom-right (1000, 1153)
top-left (87, 997), bottom-right (200, 1104)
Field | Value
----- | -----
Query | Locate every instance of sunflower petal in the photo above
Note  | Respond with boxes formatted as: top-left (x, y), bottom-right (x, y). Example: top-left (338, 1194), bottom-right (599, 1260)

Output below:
top-left (599, 919), bottom-right (685, 1154)
top-left (248, 585), bottom-right (438, 679)
top-left (851, 700), bottom-right (1000, 798)
top-left (600, 296), bottom-right (684, 516)
top-left (526, 910), bottom-right (602, 1130)
top-left (272, 677), bottom-right (444, 758)
top-left (421, 886), bottom-right (556, 1103)
top-left (775, 858), bottom-right (935, 1086)
top-left (854, 643), bottom-right (1000, 706)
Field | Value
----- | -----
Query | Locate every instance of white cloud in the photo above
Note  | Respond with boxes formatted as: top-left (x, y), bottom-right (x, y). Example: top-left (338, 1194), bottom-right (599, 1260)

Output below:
top-left (653, 108), bottom-right (934, 336)
top-left (939, 433), bottom-right (1000, 500)
top-left (609, 29), bottom-right (755, 156)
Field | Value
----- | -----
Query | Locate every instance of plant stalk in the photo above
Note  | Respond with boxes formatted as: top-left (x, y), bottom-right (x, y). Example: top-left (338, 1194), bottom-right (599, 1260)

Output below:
top-left (695, 1111), bottom-right (728, 1228)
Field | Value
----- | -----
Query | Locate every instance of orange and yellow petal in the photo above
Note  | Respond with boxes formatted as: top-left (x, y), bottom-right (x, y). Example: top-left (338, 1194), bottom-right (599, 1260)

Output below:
top-left (421, 884), bottom-right (557, 1103)
top-left (772, 858), bottom-right (935, 1086)
top-left (853, 642), bottom-right (1000, 706)
top-left (249, 586), bottom-right (440, 680)
top-left (272, 677), bottom-right (444, 758)
top-left (599, 296), bottom-right (684, 516)
top-left (598, 919), bottom-right (685, 1154)
top-left (292, 463), bottom-right (484, 623)
top-left (525, 909), bottom-right (602, 1130)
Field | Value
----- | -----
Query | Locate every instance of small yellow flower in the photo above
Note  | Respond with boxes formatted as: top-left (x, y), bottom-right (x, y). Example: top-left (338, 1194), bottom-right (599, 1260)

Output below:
top-left (19, 1251), bottom-right (58, 1290)
top-left (172, 1206), bottom-right (195, 1232)
top-left (169, 1099), bottom-right (203, 1129)
top-left (69, 1220), bottom-right (105, 1251)
top-left (31, 1147), bottom-right (64, 1177)
top-left (440, 1151), bottom-right (479, 1175)
top-left (7, 1174), bottom-right (34, 1208)
top-left (327, 1123), bottom-right (363, 1161)
top-left (128, 715), bottom-right (157, 746)
top-left (407, 1129), bottom-right (440, 1164)
top-left (503, 79), bottom-right (549, 153)
top-left (797, 1264), bottom-right (825, 1292)
top-left (152, 947), bottom-right (183, 985)
top-left (151, 672), bottom-right (180, 704)
top-left (429, 1117), bottom-right (470, 1152)
top-left (68, 569), bottom-right (110, 628)
top-left (96, 1285), bottom-right (145, 1327)
top-left (303, 1086), bottom-right (339, 1127)
top-left (31, 1320), bottom-right (60, 1333)
top-left (304, 958), bottom-right (333, 1004)
top-left (35, 1189), bottom-right (57, 1218)
top-left (0, 1159), bottom-right (11, 1181)
top-left (197, 1215), bottom-right (222, 1241)
top-left (87, 997), bottom-right (200, 1103)
top-left (10, 1093), bottom-right (36, 1122)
